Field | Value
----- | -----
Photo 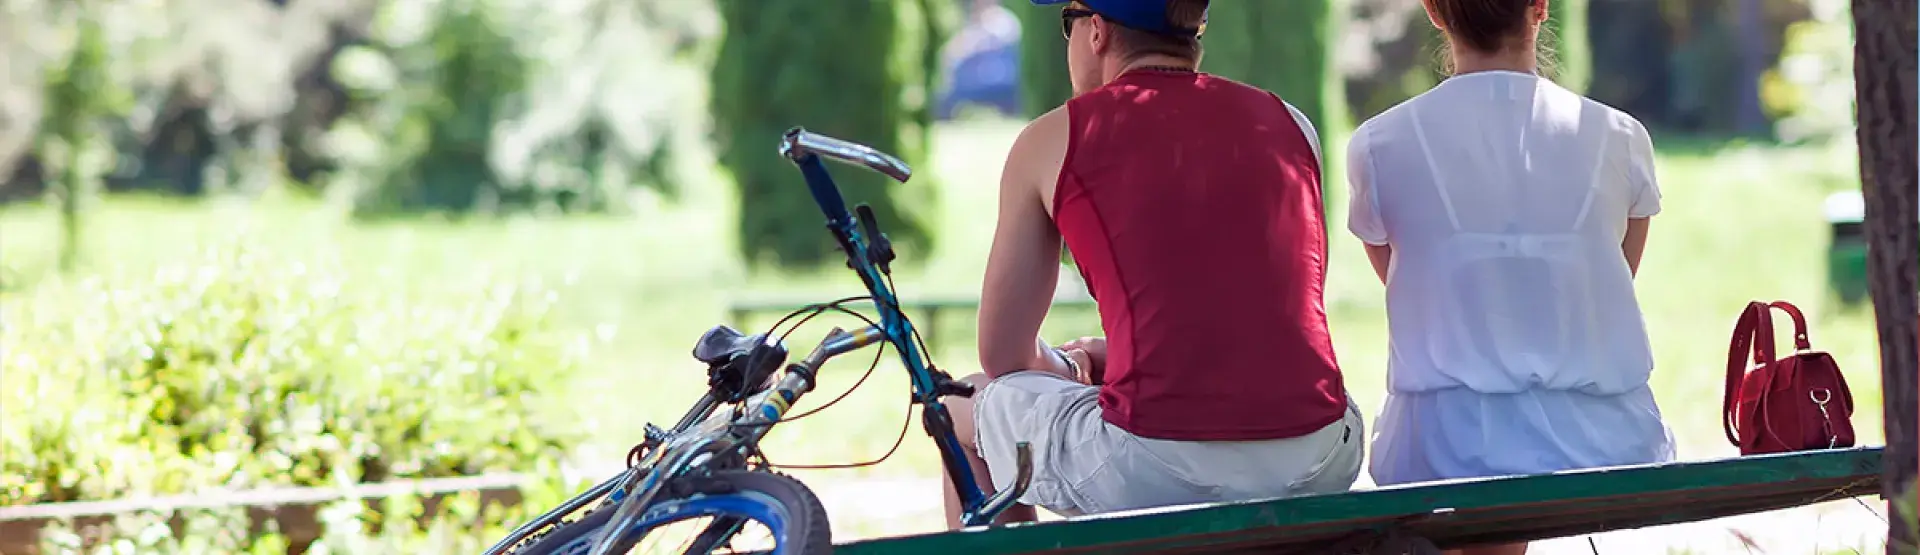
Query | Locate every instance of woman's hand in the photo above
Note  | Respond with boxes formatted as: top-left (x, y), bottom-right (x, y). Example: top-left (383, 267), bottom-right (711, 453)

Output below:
top-left (1058, 336), bottom-right (1107, 384)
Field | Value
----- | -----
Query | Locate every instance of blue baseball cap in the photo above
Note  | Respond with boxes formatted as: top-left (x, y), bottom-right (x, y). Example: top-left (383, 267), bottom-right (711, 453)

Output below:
top-left (1031, 0), bottom-right (1205, 38)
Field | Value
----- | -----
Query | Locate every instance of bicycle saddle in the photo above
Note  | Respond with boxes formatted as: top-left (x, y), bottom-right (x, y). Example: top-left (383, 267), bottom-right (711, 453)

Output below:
top-left (692, 325), bottom-right (765, 365)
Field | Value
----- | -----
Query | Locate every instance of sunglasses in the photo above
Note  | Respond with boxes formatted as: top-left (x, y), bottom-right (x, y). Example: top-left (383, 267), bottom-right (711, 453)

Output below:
top-left (1060, 7), bottom-right (1096, 39)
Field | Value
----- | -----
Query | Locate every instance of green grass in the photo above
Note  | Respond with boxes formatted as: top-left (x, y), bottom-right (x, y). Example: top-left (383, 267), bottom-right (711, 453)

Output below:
top-left (0, 121), bottom-right (1888, 542)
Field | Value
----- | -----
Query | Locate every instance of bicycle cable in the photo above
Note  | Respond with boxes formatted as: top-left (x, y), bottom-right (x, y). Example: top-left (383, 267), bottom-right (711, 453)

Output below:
top-left (741, 295), bottom-right (918, 470)
top-left (762, 299), bottom-right (888, 423)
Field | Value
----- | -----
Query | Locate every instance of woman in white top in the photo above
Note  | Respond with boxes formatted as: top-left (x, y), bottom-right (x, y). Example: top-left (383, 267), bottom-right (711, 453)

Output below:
top-left (1346, 1), bottom-right (1675, 553)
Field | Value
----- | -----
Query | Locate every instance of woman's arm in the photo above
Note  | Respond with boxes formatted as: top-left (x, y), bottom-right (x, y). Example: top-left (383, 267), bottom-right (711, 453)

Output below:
top-left (1346, 126), bottom-right (1392, 284)
top-left (1622, 120), bottom-right (1662, 279)
top-left (1623, 217), bottom-right (1651, 277)
top-left (1365, 244), bottom-right (1392, 284)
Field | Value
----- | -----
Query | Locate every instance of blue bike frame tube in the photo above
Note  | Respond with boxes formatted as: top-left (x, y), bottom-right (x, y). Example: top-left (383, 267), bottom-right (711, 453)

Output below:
top-left (792, 153), bottom-right (990, 514)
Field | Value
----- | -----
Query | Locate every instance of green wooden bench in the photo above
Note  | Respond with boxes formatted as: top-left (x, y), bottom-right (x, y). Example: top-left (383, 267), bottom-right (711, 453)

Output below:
top-left (836, 446), bottom-right (1884, 554)
top-left (726, 295), bottom-right (1097, 349)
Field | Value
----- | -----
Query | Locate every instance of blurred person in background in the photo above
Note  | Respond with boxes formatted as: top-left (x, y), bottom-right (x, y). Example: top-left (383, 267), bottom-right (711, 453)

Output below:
top-left (1345, 1), bottom-right (1677, 553)
top-left (937, 0), bottom-right (1025, 119)
top-left (939, 0), bottom-right (1366, 529)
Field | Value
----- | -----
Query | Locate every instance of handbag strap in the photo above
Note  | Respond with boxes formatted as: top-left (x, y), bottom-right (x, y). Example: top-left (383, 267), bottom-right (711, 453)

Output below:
top-left (1724, 301), bottom-right (1778, 447)
top-left (1724, 302), bottom-right (1758, 446)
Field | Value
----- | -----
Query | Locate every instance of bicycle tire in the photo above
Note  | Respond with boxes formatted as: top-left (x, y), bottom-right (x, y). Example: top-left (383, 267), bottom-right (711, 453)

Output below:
top-left (509, 471), bottom-right (832, 555)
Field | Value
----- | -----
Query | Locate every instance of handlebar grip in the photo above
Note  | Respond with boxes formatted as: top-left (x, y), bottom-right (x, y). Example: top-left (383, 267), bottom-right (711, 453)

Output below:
top-left (779, 128), bottom-right (913, 183)
top-left (807, 324), bottom-right (889, 368)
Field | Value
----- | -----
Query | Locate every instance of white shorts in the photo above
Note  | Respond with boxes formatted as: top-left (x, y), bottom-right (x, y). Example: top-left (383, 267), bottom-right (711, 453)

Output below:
top-left (972, 371), bottom-right (1365, 516)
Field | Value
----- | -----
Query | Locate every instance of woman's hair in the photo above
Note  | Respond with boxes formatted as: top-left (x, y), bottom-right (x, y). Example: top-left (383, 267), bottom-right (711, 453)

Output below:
top-left (1425, 0), bottom-right (1559, 76)
top-left (1426, 0), bottom-right (1535, 54)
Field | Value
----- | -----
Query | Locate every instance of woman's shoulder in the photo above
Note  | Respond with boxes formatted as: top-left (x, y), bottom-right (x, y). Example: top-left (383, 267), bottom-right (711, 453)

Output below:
top-left (1558, 87), bottom-right (1651, 140)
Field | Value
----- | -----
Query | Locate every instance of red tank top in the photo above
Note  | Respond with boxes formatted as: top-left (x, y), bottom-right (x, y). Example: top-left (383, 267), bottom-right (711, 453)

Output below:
top-left (1055, 69), bottom-right (1346, 441)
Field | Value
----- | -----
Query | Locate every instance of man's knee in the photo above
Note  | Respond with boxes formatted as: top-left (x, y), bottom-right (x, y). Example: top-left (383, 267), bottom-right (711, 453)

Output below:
top-left (948, 373), bottom-right (992, 451)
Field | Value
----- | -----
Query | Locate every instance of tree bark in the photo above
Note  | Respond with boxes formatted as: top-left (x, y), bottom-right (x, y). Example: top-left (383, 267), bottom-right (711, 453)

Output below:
top-left (1850, 1), bottom-right (1918, 553)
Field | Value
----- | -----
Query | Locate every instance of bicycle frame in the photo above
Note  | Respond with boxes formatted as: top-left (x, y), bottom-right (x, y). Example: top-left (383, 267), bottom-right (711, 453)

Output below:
top-left (776, 128), bottom-right (1026, 527)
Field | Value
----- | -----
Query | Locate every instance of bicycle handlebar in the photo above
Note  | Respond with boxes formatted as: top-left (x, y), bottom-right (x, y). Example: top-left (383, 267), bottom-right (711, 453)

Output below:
top-left (808, 324), bottom-right (888, 367)
top-left (779, 128), bottom-right (913, 183)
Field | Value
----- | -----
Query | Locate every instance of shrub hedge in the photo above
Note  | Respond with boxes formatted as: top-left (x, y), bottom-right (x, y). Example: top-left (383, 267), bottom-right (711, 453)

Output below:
top-left (1, 245), bottom-right (592, 549)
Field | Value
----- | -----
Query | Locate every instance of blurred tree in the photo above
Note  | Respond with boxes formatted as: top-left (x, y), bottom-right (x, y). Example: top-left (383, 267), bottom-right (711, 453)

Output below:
top-left (910, 0), bottom-right (963, 153)
top-left (363, 0), bottom-right (529, 214)
top-left (1008, 0), bottom-right (1074, 117)
top-left (38, 7), bottom-right (132, 271)
top-left (711, 0), bottom-right (931, 268)
top-left (330, 0), bottom-right (699, 216)
top-left (1546, 0), bottom-right (1591, 92)
top-left (1203, 0), bottom-right (1350, 184)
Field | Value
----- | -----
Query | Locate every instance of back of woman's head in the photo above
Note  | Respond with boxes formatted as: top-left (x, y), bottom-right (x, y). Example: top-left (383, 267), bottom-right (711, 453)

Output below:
top-left (1424, 0), bottom-right (1538, 53)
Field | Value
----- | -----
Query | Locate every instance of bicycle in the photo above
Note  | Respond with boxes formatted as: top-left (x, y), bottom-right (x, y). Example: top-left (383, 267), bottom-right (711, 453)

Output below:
top-left (480, 128), bottom-right (1035, 555)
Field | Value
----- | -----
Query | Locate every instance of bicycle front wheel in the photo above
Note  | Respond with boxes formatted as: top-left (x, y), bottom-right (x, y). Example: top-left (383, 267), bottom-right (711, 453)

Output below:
top-left (509, 470), bottom-right (832, 555)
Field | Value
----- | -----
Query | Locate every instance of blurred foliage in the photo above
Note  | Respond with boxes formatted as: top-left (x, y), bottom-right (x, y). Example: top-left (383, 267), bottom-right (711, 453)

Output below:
top-left (0, 245), bottom-right (588, 507)
top-left (36, 3), bottom-right (134, 272)
top-left (327, 0), bottom-right (714, 216)
top-left (1763, 0), bottom-right (1854, 144)
top-left (1007, 0), bottom-right (1073, 117)
top-left (30, 474), bottom-right (590, 553)
top-left (1205, 0), bottom-right (1351, 153)
top-left (711, 0), bottom-right (936, 269)
top-left (1546, 0), bottom-right (1591, 93)
top-left (908, 0), bottom-right (964, 156)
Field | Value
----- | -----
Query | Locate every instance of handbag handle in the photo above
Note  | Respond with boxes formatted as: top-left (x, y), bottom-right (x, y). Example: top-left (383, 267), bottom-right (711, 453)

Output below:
top-left (1765, 300), bottom-right (1813, 352)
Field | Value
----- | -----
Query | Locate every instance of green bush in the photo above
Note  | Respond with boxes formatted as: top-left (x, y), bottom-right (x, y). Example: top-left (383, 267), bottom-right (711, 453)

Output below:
top-left (0, 246), bottom-right (589, 507)
top-left (29, 477), bottom-right (591, 553)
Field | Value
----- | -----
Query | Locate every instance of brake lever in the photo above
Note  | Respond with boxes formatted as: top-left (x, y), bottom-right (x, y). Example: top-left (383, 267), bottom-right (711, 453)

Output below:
top-left (931, 370), bottom-right (975, 399)
top-left (854, 204), bottom-right (895, 274)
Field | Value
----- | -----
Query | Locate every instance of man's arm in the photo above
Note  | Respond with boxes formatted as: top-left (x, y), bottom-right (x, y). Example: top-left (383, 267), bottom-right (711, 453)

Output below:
top-left (978, 109), bottom-right (1072, 380)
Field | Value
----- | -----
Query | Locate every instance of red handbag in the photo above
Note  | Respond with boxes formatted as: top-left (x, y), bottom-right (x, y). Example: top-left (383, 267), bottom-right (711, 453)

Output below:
top-left (1722, 300), bottom-right (1856, 455)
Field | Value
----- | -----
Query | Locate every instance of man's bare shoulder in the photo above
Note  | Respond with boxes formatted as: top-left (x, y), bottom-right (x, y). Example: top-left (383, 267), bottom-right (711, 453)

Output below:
top-left (1006, 104), bottom-right (1072, 208)
top-left (1010, 104), bottom-right (1071, 166)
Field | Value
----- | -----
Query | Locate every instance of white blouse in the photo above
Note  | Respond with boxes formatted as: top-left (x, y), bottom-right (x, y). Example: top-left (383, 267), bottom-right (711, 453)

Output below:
top-left (1345, 70), bottom-right (1664, 397)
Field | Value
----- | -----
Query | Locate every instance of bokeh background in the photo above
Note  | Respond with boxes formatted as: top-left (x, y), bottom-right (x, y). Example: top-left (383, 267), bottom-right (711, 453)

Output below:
top-left (0, 0), bottom-right (1894, 553)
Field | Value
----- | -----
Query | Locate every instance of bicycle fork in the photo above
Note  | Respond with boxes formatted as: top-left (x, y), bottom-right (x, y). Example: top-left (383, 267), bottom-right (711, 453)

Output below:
top-left (922, 400), bottom-right (1034, 528)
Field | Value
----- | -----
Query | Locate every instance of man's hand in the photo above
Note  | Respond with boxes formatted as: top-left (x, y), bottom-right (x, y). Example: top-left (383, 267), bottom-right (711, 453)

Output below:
top-left (1058, 336), bottom-right (1106, 384)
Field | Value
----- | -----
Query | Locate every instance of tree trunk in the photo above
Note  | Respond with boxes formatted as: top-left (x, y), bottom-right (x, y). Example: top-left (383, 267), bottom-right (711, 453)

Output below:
top-left (1731, 0), bottom-right (1771, 136)
top-left (1850, 1), bottom-right (1918, 553)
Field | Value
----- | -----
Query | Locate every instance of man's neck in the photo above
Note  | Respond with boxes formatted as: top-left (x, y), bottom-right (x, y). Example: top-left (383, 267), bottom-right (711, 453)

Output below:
top-left (1448, 43), bottom-right (1537, 76)
top-left (1104, 55), bottom-right (1196, 83)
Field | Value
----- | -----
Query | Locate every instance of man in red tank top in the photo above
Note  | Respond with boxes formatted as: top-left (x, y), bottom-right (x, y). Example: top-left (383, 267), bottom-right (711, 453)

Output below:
top-left (941, 0), bottom-right (1364, 528)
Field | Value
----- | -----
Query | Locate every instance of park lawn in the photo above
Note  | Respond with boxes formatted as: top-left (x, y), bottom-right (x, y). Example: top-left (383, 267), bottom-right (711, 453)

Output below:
top-left (0, 121), bottom-right (1885, 540)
